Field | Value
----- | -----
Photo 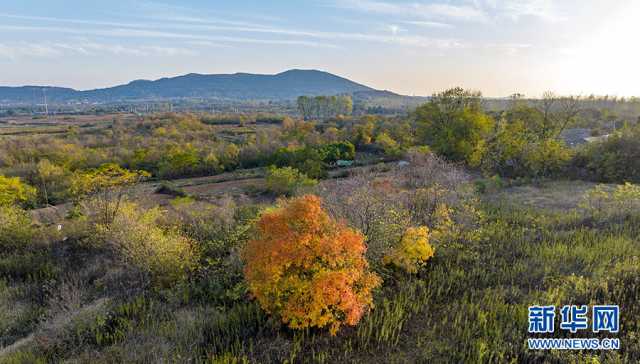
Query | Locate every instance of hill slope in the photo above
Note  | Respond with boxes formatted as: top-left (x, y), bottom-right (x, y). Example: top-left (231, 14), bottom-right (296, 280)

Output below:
top-left (0, 69), bottom-right (385, 104)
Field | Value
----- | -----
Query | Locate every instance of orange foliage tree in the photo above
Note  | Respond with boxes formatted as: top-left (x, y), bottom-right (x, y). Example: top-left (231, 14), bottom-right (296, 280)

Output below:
top-left (243, 195), bottom-right (381, 335)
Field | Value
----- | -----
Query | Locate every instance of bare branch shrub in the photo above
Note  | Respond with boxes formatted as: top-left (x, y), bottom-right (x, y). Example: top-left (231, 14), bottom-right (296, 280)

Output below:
top-left (319, 152), bottom-right (480, 268)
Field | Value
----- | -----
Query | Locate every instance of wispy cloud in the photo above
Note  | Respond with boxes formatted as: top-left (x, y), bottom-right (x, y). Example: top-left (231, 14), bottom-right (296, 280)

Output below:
top-left (0, 43), bottom-right (62, 60)
top-left (329, 0), bottom-right (563, 23)
top-left (478, 0), bottom-right (564, 21)
top-left (0, 13), bottom-right (150, 30)
top-left (0, 0), bottom-right (546, 59)
top-left (103, 28), bottom-right (336, 47)
top-left (126, 10), bottom-right (464, 48)
top-left (0, 40), bottom-right (198, 60)
top-left (403, 20), bottom-right (454, 29)
top-left (111, 26), bottom-right (461, 49)
top-left (0, 24), bottom-right (337, 48)
top-left (0, 14), bottom-right (462, 50)
top-left (331, 0), bottom-right (490, 22)
top-left (133, 1), bottom-right (280, 29)
top-left (184, 40), bottom-right (233, 49)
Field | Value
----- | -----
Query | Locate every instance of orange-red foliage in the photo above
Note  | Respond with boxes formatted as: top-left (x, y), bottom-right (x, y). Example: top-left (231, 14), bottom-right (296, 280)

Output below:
top-left (243, 195), bottom-right (381, 335)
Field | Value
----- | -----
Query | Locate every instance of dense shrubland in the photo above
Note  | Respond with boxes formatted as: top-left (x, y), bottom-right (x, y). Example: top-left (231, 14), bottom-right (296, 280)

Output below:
top-left (572, 124), bottom-right (640, 183)
top-left (4, 89), bottom-right (625, 210)
top-left (2, 88), bottom-right (640, 362)
top-left (0, 113), bottom-right (364, 207)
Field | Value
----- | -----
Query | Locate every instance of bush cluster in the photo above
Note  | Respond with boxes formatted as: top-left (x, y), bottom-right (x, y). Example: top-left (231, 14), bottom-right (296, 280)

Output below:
top-left (98, 203), bottom-right (200, 288)
top-left (383, 226), bottom-right (435, 274)
top-left (264, 166), bottom-right (317, 196)
top-left (573, 126), bottom-right (640, 183)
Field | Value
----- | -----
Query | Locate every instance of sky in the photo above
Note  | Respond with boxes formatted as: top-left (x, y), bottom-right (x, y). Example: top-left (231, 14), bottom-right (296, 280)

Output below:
top-left (0, 0), bottom-right (638, 97)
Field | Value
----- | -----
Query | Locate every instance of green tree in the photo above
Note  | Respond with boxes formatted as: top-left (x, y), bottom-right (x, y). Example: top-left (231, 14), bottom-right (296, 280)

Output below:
top-left (297, 95), bottom-right (353, 120)
top-left (483, 98), bottom-right (574, 178)
top-left (352, 119), bottom-right (375, 146)
top-left (159, 144), bottom-right (201, 178)
top-left (482, 120), bottom-right (530, 177)
top-left (522, 139), bottom-right (572, 178)
top-left (375, 132), bottom-right (402, 158)
top-left (415, 88), bottom-right (494, 165)
top-left (338, 95), bottom-right (354, 116)
top-left (219, 143), bottom-right (240, 170)
top-left (317, 141), bottom-right (356, 163)
top-left (264, 166), bottom-right (317, 196)
top-left (503, 103), bottom-right (544, 141)
top-left (575, 125), bottom-right (640, 183)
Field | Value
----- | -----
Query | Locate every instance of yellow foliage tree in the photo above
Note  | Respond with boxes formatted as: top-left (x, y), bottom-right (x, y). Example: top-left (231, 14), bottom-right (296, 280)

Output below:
top-left (375, 132), bottom-right (402, 157)
top-left (98, 202), bottom-right (199, 288)
top-left (243, 195), bottom-right (381, 335)
top-left (70, 163), bottom-right (149, 224)
top-left (0, 175), bottom-right (36, 207)
top-left (383, 226), bottom-right (435, 274)
top-left (0, 204), bottom-right (36, 250)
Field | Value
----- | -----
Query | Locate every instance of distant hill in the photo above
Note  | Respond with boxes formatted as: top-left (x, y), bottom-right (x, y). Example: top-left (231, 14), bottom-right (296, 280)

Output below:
top-left (0, 69), bottom-right (401, 105)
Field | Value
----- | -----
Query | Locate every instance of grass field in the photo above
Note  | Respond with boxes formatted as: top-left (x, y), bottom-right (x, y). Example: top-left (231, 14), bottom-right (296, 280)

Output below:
top-left (0, 114), bottom-right (126, 138)
top-left (486, 180), bottom-right (610, 211)
top-left (4, 166), bottom-right (639, 363)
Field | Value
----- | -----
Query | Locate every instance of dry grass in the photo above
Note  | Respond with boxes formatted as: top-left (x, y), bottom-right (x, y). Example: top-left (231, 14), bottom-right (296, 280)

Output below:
top-left (485, 180), bottom-right (616, 211)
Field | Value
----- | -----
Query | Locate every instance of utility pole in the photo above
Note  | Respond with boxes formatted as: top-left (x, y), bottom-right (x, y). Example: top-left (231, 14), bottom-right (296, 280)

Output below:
top-left (42, 88), bottom-right (49, 119)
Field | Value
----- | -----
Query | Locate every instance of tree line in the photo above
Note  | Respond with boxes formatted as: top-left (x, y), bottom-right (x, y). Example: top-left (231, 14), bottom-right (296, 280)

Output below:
top-left (297, 95), bottom-right (353, 120)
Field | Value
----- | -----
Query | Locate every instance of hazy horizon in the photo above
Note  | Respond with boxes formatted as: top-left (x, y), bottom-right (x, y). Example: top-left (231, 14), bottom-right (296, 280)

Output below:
top-left (1, 1), bottom-right (638, 98)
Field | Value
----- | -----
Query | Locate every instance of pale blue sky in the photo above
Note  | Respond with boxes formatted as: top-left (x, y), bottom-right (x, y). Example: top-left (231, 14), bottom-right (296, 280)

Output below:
top-left (0, 1), bottom-right (638, 96)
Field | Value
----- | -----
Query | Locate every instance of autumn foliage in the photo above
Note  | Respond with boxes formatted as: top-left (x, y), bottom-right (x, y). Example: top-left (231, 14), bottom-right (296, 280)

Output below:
top-left (383, 226), bottom-right (435, 274)
top-left (98, 202), bottom-right (200, 288)
top-left (0, 175), bottom-right (36, 207)
top-left (242, 195), bottom-right (381, 334)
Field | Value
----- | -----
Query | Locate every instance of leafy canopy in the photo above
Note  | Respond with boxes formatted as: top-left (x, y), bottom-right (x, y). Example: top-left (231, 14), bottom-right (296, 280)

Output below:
top-left (264, 166), bottom-right (317, 196)
top-left (243, 195), bottom-right (381, 334)
top-left (415, 87), bottom-right (494, 165)
top-left (70, 163), bottom-right (150, 198)
top-left (383, 226), bottom-right (435, 274)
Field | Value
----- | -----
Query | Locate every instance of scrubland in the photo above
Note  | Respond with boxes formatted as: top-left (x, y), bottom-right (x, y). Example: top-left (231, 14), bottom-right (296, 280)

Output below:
top-left (2, 89), bottom-right (640, 363)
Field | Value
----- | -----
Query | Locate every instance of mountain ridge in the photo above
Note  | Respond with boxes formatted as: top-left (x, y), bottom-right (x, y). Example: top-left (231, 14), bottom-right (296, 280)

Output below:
top-left (0, 69), bottom-right (399, 104)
